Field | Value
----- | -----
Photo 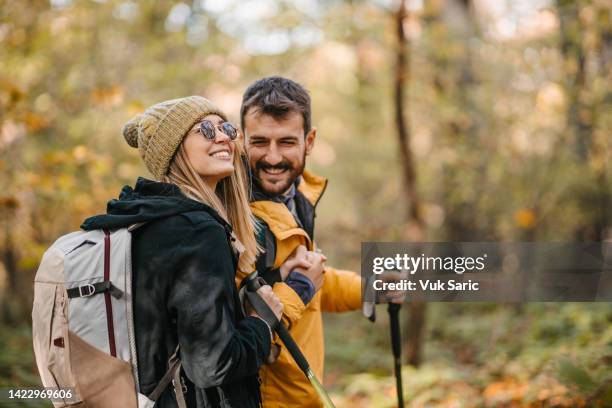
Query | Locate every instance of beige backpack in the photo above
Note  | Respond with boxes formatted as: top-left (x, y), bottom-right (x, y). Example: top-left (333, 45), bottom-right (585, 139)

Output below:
top-left (32, 226), bottom-right (186, 408)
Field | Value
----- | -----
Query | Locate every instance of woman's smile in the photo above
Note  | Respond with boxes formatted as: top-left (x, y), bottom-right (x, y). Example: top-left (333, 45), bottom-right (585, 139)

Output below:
top-left (210, 148), bottom-right (232, 161)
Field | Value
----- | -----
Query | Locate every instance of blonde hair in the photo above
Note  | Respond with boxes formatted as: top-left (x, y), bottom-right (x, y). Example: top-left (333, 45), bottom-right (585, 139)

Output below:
top-left (162, 141), bottom-right (259, 274)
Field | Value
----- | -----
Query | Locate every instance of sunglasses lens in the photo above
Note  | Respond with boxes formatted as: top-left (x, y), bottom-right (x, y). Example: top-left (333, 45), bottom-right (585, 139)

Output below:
top-left (200, 121), bottom-right (216, 140)
top-left (222, 123), bottom-right (237, 140)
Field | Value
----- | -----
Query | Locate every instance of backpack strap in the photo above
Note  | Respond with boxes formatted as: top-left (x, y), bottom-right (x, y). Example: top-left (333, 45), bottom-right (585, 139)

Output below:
top-left (147, 346), bottom-right (187, 408)
top-left (129, 222), bottom-right (187, 407)
top-left (66, 281), bottom-right (123, 299)
top-left (255, 220), bottom-right (281, 285)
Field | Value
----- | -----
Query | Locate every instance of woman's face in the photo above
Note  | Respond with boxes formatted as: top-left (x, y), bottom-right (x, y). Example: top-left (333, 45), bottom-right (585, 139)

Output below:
top-left (183, 114), bottom-right (236, 188)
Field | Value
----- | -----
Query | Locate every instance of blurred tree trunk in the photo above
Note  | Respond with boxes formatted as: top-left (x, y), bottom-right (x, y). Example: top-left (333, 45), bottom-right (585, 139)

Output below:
top-left (424, 0), bottom-right (488, 241)
top-left (586, 3), bottom-right (611, 241)
top-left (345, 0), bottom-right (388, 230)
top-left (0, 167), bottom-right (21, 322)
top-left (1, 201), bottom-right (19, 322)
top-left (596, 7), bottom-right (612, 240)
top-left (394, 0), bottom-right (425, 238)
top-left (393, 0), bottom-right (427, 367)
top-left (557, 0), bottom-right (591, 160)
top-left (1, 201), bottom-right (18, 293)
top-left (0, 124), bottom-right (24, 318)
top-left (0, 79), bottom-right (22, 319)
top-left (557, 0), bottom-right (609, 241)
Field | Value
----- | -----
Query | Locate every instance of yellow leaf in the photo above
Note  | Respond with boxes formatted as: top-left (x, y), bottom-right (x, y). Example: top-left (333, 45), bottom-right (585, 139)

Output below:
top-left (515, 209), bottom-right (537, 229)
top-left (24, 111), bottom-right (50, 132)
top-left (73, 145), bottom-right (88, 163)
top-left (92, 85), bottom-right (124, 107)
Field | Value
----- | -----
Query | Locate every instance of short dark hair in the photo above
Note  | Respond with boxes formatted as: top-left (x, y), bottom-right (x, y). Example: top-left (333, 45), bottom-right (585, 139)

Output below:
top-left (240, 76), bottom-right (311, 135)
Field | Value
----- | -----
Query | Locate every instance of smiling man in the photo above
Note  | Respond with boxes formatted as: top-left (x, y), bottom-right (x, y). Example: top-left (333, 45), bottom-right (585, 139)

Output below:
top-left (239, 76), bottom-right (363, 408)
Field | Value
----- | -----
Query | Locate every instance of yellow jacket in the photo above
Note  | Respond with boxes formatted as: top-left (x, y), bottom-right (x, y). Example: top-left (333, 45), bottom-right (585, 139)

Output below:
top-left (237, 170), bottom-right (362, 407)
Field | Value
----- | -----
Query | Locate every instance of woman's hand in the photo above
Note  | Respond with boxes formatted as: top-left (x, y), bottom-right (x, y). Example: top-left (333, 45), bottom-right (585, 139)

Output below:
top-left (248, 284), bottom-right (284, 321)
top-left (296, 251), bottom-right (326, 291)
top-left (279, 245), bottom-right (312, 280)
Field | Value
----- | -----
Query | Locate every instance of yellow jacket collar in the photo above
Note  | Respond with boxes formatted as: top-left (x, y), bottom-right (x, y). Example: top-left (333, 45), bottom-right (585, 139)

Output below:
top-left (297, 169), bottom-right (327, 206)
top-left (249, 169), bottom-right (327, 251)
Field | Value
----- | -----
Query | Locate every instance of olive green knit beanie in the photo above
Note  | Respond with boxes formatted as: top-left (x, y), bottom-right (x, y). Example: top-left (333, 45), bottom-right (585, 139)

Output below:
top-left (122, 95), bottom-right (227, 179)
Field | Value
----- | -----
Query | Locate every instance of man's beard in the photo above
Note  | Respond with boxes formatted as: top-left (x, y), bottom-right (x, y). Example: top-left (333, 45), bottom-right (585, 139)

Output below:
top-left (253, 152), bottom-right (306, 196)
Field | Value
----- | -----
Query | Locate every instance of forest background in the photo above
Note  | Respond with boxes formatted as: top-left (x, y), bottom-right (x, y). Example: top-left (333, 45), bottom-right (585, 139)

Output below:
top-left (0, 0), bottom-right (610, 407)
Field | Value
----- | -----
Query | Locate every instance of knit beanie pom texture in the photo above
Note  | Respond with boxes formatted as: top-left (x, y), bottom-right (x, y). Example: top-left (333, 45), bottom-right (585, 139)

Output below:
top-left (122, 114), bottom-right (142, 148)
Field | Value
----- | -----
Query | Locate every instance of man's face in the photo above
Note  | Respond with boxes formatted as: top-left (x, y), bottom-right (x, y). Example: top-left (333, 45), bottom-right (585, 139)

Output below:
top-left (244, 110), bottom-right (316, 196)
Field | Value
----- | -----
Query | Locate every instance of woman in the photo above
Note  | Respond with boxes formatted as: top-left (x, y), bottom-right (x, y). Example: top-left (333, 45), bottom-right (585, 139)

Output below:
top-left (81, 96), bottom-right (282, 407)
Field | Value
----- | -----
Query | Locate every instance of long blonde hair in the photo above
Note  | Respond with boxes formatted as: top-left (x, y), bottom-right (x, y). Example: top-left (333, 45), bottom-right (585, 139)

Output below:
top-left (162, 141), bottom-right (259, 274)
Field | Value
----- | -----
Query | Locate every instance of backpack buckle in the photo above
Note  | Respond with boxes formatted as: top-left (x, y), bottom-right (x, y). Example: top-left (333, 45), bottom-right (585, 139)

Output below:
top-left (79, 284), bottom-right (96, 297)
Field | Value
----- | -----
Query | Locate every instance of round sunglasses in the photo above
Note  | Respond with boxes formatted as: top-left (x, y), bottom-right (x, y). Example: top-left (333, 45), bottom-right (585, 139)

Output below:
top-left (196, 119), bottom-right (238, 141)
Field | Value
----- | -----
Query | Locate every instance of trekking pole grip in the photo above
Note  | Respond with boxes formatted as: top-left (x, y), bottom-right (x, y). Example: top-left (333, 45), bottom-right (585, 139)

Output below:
top-left (388, 303), bottom-right (402, 358)
top-left (244, 276), bottom-right (279, 330)
top-left (243, 274), bottom-right (315, 374)
top-left (244, 279), bottom-right (310, 373)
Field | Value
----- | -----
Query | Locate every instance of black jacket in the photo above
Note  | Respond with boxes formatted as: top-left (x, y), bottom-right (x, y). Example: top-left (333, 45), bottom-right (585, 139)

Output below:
top-left (82, 178), bottom-right (270, 408)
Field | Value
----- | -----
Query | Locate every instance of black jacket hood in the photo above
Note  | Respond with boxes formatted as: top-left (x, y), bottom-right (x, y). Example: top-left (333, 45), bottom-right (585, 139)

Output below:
top-left (81, 177), bottom-right (229, 231)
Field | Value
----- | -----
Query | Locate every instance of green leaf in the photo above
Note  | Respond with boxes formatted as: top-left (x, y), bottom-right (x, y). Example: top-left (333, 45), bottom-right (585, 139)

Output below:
top-left (557, 358), bottom-right (597, 393)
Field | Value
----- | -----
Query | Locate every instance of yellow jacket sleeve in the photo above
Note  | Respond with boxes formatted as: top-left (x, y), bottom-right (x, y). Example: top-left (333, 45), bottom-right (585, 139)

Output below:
top-left (320, 266), bottom-right (362, 312)
top-left (272, 281), bottom-right (307, 330)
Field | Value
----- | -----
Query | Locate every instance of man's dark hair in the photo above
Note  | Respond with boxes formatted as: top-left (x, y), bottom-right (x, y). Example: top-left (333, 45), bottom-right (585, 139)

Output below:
top-left (240, 76), bottom-right (311, 135)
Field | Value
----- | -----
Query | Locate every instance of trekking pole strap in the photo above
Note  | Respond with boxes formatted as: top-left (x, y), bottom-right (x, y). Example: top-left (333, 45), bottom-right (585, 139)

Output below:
top-left (148, 346), bottom-right (187, 408)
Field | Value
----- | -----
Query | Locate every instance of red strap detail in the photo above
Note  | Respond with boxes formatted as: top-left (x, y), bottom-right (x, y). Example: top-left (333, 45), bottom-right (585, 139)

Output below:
top-left (53, 337), bottom-right (65, 348)
top-left (103, 229), bottom-right (117, 357)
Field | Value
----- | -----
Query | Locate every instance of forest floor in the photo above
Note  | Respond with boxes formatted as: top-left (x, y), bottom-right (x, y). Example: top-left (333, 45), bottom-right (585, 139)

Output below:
top-left (1, 303), bottom-right (610, 407)
top-left (324, 303), bottom-right (612, 407)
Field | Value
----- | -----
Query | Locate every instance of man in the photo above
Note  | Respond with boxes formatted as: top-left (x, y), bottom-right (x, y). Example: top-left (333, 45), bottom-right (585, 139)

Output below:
top-left (238, 76), bottom-right (362, 407)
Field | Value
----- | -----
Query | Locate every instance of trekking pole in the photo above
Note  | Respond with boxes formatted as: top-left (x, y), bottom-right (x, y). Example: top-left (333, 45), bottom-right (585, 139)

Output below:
top-left (388, 303), bottom-right (405, 408)
top-left (242, 272), bottom-right (337, 408)
top-left (363, 274), bottom-right (405, 407)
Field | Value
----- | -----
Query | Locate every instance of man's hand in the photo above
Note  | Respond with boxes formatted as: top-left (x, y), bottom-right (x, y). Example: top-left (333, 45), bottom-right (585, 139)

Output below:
top-left (376, 270), bottom-right (408, 304)
top-left (247, 284), bottom-right (284, 320)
